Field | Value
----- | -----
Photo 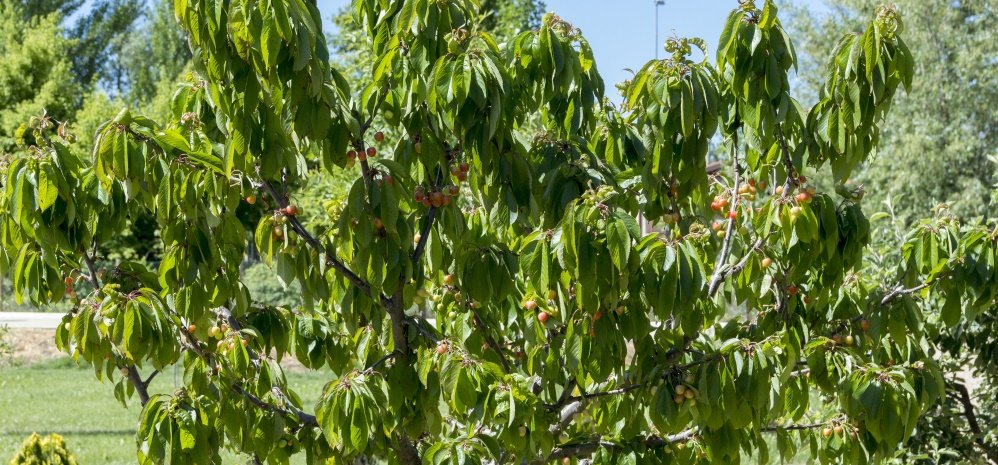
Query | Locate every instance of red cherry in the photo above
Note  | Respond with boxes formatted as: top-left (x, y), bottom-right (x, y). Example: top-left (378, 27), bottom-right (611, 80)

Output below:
top-left (430, 191), bottom-right (444, 207)
top-left (537, 312), bottom-right (549, 323)
top-left (366, 147), bottom-right (377, 158)
top-left (374, 131), bottom-right (385, 142)
top-left (436, 343), bottom-right (449, 354)
top-left (284, 205), bottom-right (299, 216)
top-left (524, 300), bottom-right (537, 310)
top-left (728, 211), bottom-right (737, 220)
top-left (347, 150), bottom-right (357, 160)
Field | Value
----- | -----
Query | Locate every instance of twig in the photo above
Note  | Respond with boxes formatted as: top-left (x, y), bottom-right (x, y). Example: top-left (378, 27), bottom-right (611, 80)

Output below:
top-left (81, 249), bottom-right (153, 406)
top-left (232, 383), bottom-right (318, 426)
top-left (880, 282), bottom-right (931, 305)
top-left (574, 383), bottom-right (642, 400)
top-left (405, 316), bottom-right (441, 343)
top-left (761, 422), bottom-right (825, 432)
top-left (143, 370), bottom-right (160, 386)
top-left (363, 351), bottom-right (398, 375)
top-left (470, 310), bottom-right (512, 373)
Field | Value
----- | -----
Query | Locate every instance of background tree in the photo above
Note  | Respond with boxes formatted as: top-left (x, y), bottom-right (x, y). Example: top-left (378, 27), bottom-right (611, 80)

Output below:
top-left (0, 0), bottom-right (83, 152)
top-left (1, 1), bottom-right (996, 465)
top-left (116, 0), bottom-right (193, 111)
top-left (6, 0), bottom-right (144, 88)
top-left (789, 0), bottom-right (996, 224)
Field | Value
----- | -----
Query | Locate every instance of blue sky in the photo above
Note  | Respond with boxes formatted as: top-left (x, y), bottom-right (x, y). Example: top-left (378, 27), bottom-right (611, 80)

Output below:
top-left (316, 0), bottom-right (829, 94)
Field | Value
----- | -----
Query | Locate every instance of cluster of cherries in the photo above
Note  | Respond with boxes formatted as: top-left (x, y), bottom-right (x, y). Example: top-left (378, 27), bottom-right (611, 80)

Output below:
top-left (413, 162), bottom-right (469, 208)
top-left (822, 422), bottom-right (858, 440)
top-left (345, 131), bottom-right (386, 167)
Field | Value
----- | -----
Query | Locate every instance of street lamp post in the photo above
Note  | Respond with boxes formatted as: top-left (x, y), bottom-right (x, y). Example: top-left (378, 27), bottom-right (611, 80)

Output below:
top-left (642, 0), bottom-right (666, 235)
top-left (655, 0), bottom-right (665, 60)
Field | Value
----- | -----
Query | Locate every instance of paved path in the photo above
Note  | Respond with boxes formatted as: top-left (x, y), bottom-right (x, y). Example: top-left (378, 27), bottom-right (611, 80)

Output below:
top-left (0, 312), bottom-right (62, 329)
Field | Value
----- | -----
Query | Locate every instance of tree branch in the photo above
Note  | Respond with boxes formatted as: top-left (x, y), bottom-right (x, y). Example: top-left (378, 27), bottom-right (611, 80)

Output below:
top-left (761, 422), bottom-right (826, 432)
top-left (81, 250), bottom-right (101, 289)
top-left (218, 308), bottom-right (318, 426)
top-left (543, 428), bottom-right (699, 462)
top-left (880, 282), bottom-right (931, 305)
top-left (81, 249), bottom-right (153, 406)
top-left (952, 380), bottom-right (998, 464)
top-left (363, 351), bottom-right (398, 375)
top-left (708, 133), bottom-right (742, 297)
top-left (411, 165), bottom-right (446, 264)
top-left (125, 366), bottom-right (151, 405)
top-left (257, 180), bottom-right (389, 307)
top-left (775, 123), bottom-right (800, 197)
top-left (543, 420), bottom-right (827, 463)
top-left (573, 383), bottom-right (642, 401)
top-left (143, 370), bottom-right (160, 386)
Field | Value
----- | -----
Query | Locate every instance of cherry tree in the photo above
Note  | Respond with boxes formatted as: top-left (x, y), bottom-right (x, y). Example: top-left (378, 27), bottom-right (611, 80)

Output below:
top-left (1, 1), bottom-right (996, 464)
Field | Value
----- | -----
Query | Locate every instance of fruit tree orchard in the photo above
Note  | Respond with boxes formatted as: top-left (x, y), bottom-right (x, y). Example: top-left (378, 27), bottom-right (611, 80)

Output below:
top-left (2, 0), bottom-right (997, 464)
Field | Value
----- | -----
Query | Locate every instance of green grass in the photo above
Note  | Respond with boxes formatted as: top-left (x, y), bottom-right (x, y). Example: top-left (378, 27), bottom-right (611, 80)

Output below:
top-left (0, 357), bottom-right (330, 464)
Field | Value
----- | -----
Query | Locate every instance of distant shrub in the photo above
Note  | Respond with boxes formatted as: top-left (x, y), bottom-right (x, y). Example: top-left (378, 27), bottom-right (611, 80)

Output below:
top-left (0, 324), bottom-right (11, 365)
top-left (242, 262), bottom-right (302, 307)
top-left (7, 433), bottom-right (78, 465)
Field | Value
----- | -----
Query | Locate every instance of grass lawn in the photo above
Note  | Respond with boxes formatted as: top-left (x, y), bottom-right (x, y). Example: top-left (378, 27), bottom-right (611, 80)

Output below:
top-left (0, 357), bottom-right (331, 464)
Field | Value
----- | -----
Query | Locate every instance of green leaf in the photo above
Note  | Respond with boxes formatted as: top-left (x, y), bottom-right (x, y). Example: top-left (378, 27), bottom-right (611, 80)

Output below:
top-left (607, 218), bottom-right (630, 271)
top-left (36, 164), bottom-right (59, 212)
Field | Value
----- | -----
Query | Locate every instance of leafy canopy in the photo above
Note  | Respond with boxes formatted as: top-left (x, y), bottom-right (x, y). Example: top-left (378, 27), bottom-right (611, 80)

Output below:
top-left (1, 1), bottom-right (996, 465)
